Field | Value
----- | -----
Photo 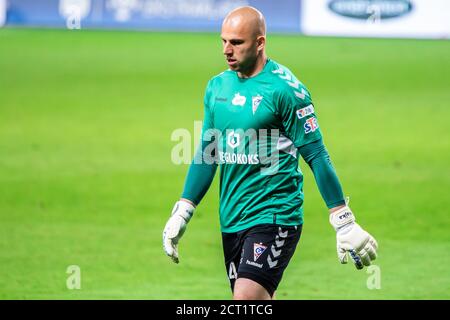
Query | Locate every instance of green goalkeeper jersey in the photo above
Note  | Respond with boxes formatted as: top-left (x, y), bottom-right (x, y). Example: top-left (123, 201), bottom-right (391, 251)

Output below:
top-left (202, 59), bottom-right (322, 233)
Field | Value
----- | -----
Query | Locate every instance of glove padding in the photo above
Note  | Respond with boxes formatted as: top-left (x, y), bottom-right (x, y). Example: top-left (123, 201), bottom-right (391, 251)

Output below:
top-left (330, 206), bottom-right (378, 269)
top-left (162, 200), bottom-right (195, 264)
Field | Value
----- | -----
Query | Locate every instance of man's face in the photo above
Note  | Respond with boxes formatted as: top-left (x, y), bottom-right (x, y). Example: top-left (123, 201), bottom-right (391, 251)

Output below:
top-left (221, 21), bottom-right (260, 73)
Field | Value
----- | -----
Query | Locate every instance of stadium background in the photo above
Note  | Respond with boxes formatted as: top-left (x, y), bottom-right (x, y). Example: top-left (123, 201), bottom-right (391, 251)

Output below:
top-left (0, 0), bottom-right (449, 299)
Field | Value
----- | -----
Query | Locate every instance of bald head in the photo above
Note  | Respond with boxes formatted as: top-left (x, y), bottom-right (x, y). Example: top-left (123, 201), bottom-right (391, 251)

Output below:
top-left (222, 6), bottom-right (266, 38)
top-left (221, 6), bottom-right (267, 77)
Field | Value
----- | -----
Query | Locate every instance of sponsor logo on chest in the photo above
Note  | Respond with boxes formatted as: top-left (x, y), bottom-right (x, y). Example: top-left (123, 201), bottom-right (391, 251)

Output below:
top-left (232, 93), bottom-right (246, 106)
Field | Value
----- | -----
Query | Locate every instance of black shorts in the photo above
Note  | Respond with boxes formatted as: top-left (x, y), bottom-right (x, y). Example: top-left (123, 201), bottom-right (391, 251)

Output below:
top-left (222, 223), bottom-right (302, 297)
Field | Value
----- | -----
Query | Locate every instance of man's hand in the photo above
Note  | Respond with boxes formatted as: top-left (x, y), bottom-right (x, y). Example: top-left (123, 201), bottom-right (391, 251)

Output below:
top-left (329, 206), bottom-right (378, 269)
top-left (162, 200), bottom-right (195, 264)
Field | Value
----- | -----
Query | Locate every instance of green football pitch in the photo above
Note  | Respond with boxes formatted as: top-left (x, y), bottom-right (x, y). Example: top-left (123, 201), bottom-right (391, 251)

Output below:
top-left (0, 29), bottom-right (449, 299)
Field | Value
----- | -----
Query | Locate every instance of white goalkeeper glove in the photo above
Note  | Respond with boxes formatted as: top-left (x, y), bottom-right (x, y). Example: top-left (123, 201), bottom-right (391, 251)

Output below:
top-left (162, 200), bottom-right (195, 264)
top-left (329, 205), bottom-right (378, 269)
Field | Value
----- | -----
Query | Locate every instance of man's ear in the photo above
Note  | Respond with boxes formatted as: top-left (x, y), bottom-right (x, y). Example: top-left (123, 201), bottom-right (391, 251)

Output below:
top-left (256, 36), bottom-right (266, 52)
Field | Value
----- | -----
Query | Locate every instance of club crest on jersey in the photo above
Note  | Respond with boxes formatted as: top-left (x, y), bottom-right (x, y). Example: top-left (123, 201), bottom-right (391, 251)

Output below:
top-left (304, 117), bottom-right (319, 134)
top-left (232, 93), bottom-right (246, 106)
top-left (296, 104), bottom-right (315, 119)
top-left (253, 243), bottom-right (267, 261)
top-left (252, 95), bottom-right (263, 114)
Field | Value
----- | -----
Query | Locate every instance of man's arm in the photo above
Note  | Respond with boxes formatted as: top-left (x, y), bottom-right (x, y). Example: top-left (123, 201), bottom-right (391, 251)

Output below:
top-left (299, 138), bottom-right (345, 209)
top-left (180, 145), bottom-right (218, 206)
top-left (299, 138), bottom-right (378, 269)
top-left (272, 71), bottom-right (378, 269)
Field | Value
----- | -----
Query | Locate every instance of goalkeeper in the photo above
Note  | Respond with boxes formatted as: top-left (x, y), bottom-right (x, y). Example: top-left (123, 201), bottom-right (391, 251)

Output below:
top-left (163, 6), bottom-right (378, 300)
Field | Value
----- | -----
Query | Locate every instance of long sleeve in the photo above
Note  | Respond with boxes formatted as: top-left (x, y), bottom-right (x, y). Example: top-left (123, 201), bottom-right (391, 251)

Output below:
top-left (299, 138), bottom-right (345, 209)
top-left (181, 145), bottom-right (218, 206)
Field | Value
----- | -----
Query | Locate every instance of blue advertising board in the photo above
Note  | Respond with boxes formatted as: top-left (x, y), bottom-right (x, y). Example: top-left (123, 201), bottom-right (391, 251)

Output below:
top-left (3, 0), bottom-right (301, 33)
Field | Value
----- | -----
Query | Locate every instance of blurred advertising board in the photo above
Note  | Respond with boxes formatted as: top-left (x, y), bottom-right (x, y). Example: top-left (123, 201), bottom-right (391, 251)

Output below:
top-left (301, 0), bottom-right (450, 39)
top-left (3, 0), bottom-right (300, 32)
top-left (0, 0), bottom-right (6, 26)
